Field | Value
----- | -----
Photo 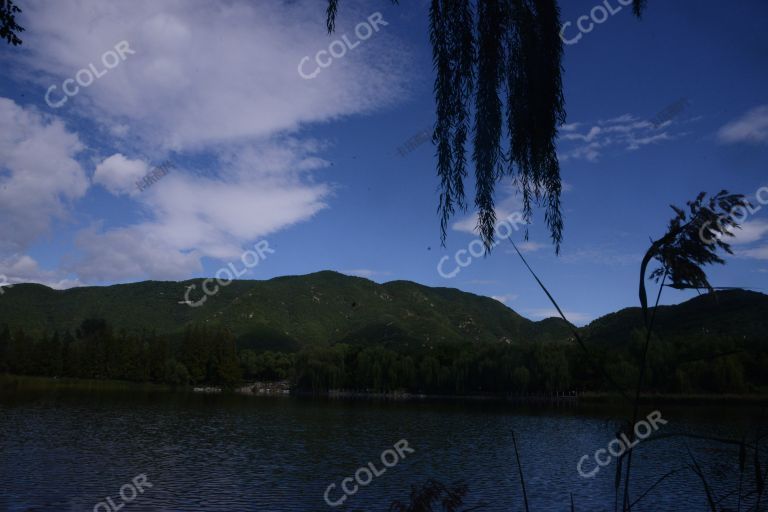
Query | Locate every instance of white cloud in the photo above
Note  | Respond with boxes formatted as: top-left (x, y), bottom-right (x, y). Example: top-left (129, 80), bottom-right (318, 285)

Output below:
top-left (560, 247), bottom-right (640, 266)
top-left (626, 133), bottom-right (672, 150)
top-left (451, 181), bottom-right (525, 235)
top-left (738, 246), bottom-right (768, 260)
top-left (727, 220), bottom-right (768, 245)
top-left (69, 225), bottom-right (205, 282)
top-left (451, 215), bottom-right (481, 235)
top-left (0, 254), bottom-right (82, 289)
top-left (68, 143), bottom-right (331, 281)
top-left (3, 0), bottom-right (411, 284)
top-left (726, 220), bottom-right (768, 261)
top-left (562, 126), bottom-right (602, 143)
top-left (524, 308), bottom-right (591, 325)
top-left (718, 105), bottom-right (768, 144)
top-left (0, 99), bottom-right (89, 254)
top-left (560, 122), bottom-right (581, 132)
top-left (516, 241), bottom-right (545, 253)
top-left (491, 294), bottom-right (518, 304)
top-left (341, 269), bottom-right (392, 279)
top-left (22, 0), bottom-right (409, 152)
top-left (93, 153), bottom-right (149, 195)
top-left (110, 124), bottom-right (130, 137)
top-left (558, 113), bottom-right (685, 162)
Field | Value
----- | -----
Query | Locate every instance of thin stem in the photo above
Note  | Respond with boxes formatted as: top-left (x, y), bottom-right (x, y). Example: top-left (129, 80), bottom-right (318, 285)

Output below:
top-left (510, 241), bottom-right (631, 403)
top-left (629, 467), bottom-right (688, 508)
top-left (512, 430), bottom-right (530, 512)
top-left (623, 270), bottom-right (667, 511)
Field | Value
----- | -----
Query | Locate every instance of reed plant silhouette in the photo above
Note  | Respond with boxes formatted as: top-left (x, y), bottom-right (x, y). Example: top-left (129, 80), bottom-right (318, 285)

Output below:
top-left (505, 190), bottom-right (768, 511)
top-left (392, 191), bottom-right (768, 511)
top-left (389, 479), bottom-right (488, 512)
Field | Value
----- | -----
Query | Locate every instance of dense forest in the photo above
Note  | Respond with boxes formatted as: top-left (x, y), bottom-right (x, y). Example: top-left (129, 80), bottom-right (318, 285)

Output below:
top-left (1, 318), bottom-right (765, 395)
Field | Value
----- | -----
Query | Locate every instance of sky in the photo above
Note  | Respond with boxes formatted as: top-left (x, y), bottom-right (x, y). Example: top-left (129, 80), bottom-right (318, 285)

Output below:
top-left (0, 0), bottom-right (766, 326)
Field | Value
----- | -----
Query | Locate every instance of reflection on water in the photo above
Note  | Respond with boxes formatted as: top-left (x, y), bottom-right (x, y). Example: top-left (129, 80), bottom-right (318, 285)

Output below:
top-left (0, 390), bottom-right (763, 511)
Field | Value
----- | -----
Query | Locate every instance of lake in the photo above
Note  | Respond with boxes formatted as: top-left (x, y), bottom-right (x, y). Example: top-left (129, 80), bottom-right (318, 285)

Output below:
top-left (0, 390), bottom-right (763, 511)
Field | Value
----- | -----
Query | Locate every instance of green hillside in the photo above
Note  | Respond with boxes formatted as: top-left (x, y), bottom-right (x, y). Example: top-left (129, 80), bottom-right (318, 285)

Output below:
top-left (0, 271), bottom-right (572, 349)
top-left (1, 275), bottom-right (766, 394)
top-left (2, 274), bottom-right (766, 353)
top-left (580, 290), bottom-right (768, 345)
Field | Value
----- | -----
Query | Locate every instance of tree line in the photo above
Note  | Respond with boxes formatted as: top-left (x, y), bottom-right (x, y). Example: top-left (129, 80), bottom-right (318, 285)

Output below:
top-left (0, 319), bottom-right (765, 394)
top-left (0, 320), bottom-right (241, 387)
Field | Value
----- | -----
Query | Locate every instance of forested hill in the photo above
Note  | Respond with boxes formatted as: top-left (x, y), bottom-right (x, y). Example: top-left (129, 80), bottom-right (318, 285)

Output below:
top-left (580, 290), bottom-right (768, 345)
top-left (1, 273), bottom-right (766, 351)
top-left (0, 271), bottom-right (572, 348)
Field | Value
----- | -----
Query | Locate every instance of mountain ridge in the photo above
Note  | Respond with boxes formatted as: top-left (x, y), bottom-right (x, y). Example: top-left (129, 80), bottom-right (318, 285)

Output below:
top-left (0, 271), bottom-right (572, 348)
top-left (0, 271), bottom-right (765, 350)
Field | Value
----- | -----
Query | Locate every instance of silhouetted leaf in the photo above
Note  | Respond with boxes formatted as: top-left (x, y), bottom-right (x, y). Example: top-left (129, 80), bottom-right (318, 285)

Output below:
top-left (0, 0), bottom-right (24, 46)
top-left (326, 0), bottom-right (649, 253)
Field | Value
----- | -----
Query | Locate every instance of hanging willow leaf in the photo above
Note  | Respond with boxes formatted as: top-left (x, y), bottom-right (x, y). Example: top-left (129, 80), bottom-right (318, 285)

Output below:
top-left (326, 1), bottom-right (650, 252)
top-left (327, 0), bottom-right (400, 33)
top-left (632, 0), bottom-right (649, 17)
top-left (0, 0), bottom-right (24, 46)
top-left (325, 0), bottom-right (338, 33)
top-left (448, 0), bottom-right (474, 218)
top-left (473, 0), bottom-right (505, 247)
top-left (505, 0), bottom-right (565, 250)
top-left (430, 0), bottom-right (475, 240)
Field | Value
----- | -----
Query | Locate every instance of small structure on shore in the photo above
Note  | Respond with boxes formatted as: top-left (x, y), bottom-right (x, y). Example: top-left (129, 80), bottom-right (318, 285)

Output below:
top-left (237, 380), bottom-right (291, 396)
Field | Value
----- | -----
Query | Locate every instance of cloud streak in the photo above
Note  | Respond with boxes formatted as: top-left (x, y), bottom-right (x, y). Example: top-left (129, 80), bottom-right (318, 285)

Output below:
top-left (524, 308), bottom-right (592, 325)
top-left (718, 105), bottom-right (768, 145)
top-left (558, 113), bottom-right (685, 163)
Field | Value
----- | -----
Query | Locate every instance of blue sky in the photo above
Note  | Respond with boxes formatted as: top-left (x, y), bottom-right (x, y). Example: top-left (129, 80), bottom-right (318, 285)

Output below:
top-left (0, 0), bottom-right (766, 325)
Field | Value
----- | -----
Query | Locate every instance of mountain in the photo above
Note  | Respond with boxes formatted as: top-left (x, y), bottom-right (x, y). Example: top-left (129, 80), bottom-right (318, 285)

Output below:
top-left (1, 272), bottom-right (765, 351)
top-left (580, 290), bottom-right (768, 344)
top-left (0, 271), bottom-right (572, 349)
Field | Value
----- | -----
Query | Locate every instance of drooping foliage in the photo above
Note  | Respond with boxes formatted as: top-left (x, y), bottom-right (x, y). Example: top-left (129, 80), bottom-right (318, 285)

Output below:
top-left (0, 0), bottom-right (24, 46)
top-left (327, 0), bottom-right (400, 33)
top-left (326, 0), bottom-right (649, 252)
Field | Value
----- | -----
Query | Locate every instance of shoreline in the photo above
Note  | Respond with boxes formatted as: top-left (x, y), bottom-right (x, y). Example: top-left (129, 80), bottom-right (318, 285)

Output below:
top-left (3, 374), bottom-right (768, 406)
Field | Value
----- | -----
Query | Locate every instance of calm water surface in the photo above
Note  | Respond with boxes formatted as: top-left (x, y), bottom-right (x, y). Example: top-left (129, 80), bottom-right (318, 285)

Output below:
top-left (0, 390), bottom-right (763, 511)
